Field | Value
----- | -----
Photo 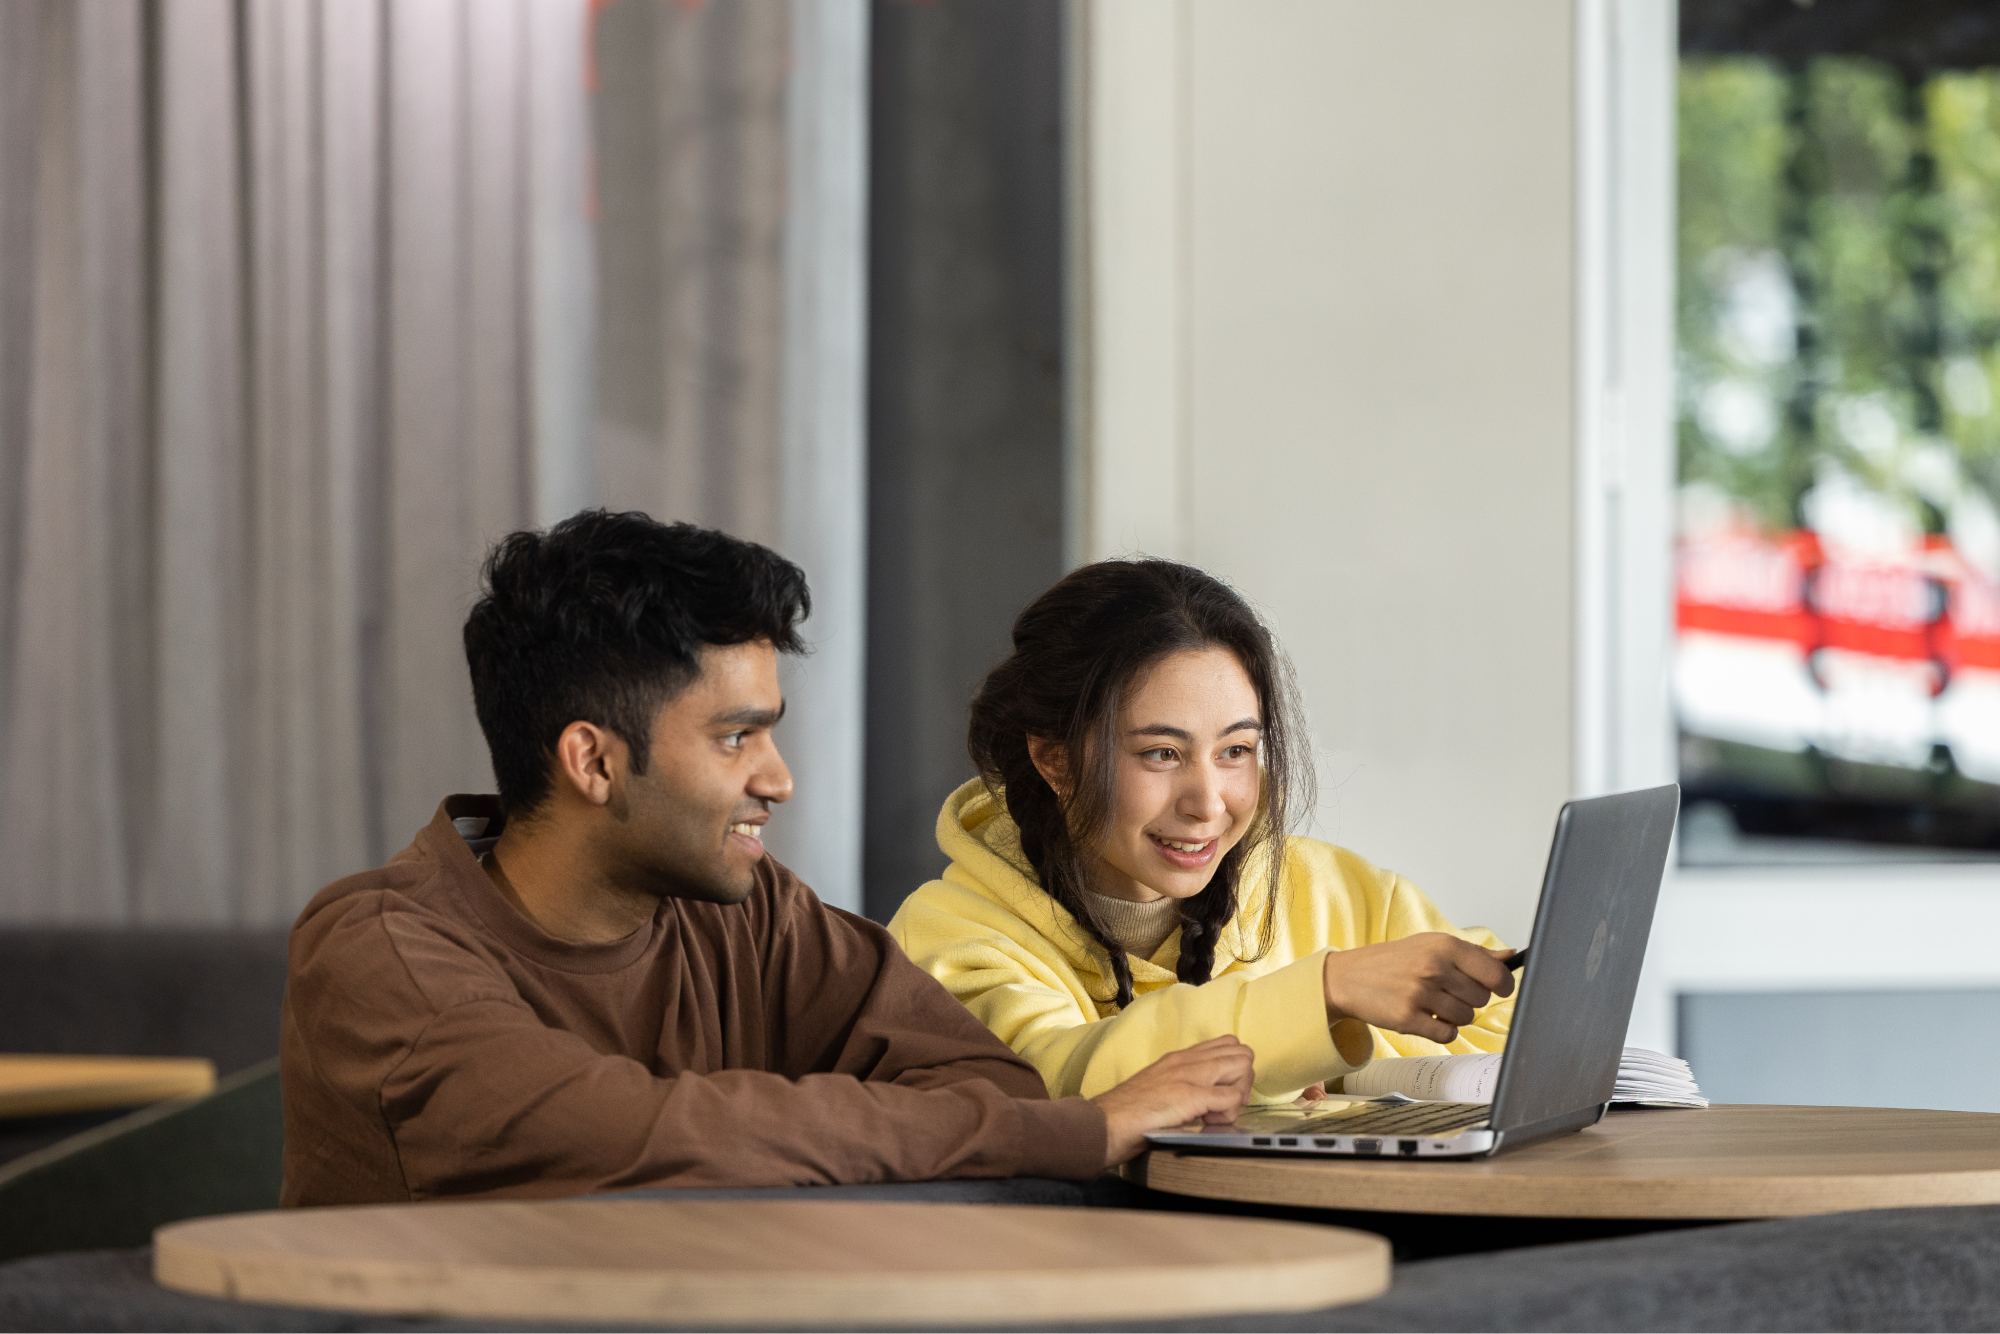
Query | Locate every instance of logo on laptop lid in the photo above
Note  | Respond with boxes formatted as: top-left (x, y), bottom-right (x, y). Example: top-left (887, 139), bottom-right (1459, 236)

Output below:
top-left (1585, 919), bottom-right (1609, 981)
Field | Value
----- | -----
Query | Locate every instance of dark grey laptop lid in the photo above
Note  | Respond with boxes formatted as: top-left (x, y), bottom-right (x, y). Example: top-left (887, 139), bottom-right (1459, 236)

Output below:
top-left (1487, 783), bottom-right (1679, 1146)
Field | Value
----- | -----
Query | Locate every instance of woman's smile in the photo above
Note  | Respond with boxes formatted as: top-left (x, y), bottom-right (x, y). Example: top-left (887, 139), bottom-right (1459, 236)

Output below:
top-left (1148, 831), bottom-right (1219, 869)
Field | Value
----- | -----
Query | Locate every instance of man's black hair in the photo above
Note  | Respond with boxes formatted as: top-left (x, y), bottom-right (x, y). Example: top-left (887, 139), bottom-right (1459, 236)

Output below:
top-left (464, 510), bottom-right (810, 814)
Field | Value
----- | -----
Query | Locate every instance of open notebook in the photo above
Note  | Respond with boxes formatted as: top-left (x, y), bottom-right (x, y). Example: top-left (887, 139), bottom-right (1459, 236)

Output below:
top-left (1334, 1046), bottom-right (1707, 1109)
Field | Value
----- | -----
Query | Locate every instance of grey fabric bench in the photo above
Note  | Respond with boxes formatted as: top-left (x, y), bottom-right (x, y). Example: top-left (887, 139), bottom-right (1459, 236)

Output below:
top-left (0, 928), bottom-right (290, 1073)
top-left (1, 1198), bottom-right (1995, 1332)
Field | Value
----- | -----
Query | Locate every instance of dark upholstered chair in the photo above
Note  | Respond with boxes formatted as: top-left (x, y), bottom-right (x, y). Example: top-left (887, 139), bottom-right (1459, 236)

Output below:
top-left (0, 927), bottom-right (290, 1071)
top-left (0, 1061), bottom-right (282, 1264)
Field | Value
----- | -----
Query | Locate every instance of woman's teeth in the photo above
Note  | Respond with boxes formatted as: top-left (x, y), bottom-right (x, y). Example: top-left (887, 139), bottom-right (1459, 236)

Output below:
top-left (1155, 836), bottom-right (1211, 854)
top-left (730, 823), bottom-right (762, 840)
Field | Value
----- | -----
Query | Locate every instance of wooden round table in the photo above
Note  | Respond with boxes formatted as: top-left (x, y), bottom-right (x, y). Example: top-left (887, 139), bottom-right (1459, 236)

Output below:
top-left (154, 1199), bottom-right (1391, 1326)
top-left (1128, 1104), bottom-right (2000, 1218)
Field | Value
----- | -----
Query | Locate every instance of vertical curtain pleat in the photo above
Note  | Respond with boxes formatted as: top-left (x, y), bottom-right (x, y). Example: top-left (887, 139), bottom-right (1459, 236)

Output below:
top-left (241, 0), bottom-right (371, 922)
top-left (152, 0), bottom-right (247, 922)
top-left (84, 0), bottom-right (155, 918)
top-left (379, 0), bottom-right (532, 846)
top-left (318, 0), bottom-right (388, 867)
top-left (0, 1), bottom-right (40, 711)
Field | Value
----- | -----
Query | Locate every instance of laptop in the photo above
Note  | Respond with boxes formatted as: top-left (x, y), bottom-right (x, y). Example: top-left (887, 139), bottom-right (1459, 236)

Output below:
top-left (1145, 783), bottom-right (1680, 1160)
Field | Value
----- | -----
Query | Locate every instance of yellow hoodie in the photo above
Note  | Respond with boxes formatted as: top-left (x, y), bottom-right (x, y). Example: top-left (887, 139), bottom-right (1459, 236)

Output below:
top-left (888, 779), bottom-right (1515, 1101)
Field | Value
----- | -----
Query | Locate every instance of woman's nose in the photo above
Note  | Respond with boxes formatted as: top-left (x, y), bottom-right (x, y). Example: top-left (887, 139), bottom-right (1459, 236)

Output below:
top-left (1178, 766), bottom-right (1228, 822)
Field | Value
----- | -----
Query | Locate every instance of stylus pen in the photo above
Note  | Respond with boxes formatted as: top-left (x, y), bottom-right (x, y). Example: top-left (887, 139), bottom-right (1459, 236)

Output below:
top-left (1508, 946), bottom-right (1530, 971)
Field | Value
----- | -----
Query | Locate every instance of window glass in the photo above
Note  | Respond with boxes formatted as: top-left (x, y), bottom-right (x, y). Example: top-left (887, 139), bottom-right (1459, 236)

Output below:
top-left (1677, 9), bottom-right (2000, 861)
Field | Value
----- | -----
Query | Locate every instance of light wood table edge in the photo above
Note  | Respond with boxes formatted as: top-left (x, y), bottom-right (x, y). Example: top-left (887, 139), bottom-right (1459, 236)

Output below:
top-left (153, 1202), bottom-right (1392, 1326)
top-left (1128, 1104), bottom-right (2000, 1220)
top-left (0, 1056), bottom-right (216, 1119)
top-left (1131, 1150), bottom-right (2000, 1219)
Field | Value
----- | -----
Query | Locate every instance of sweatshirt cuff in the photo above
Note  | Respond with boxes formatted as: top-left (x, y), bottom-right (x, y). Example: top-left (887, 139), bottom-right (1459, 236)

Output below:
top-left (1242, 947), bottom-right (1371, 1096)
top-left (1013, 1095), bottom-right (1107, 1180)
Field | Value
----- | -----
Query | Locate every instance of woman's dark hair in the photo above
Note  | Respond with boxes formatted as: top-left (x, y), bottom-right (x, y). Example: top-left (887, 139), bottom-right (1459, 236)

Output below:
top-left (967, 559), bottom-right (1311, 1007)
top-left (464, 509), bottom-right (809, 815)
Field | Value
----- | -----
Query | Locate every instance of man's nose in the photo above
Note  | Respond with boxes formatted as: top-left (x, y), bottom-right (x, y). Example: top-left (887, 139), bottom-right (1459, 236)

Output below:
top-left (752, 741), bottom-right (794, 805)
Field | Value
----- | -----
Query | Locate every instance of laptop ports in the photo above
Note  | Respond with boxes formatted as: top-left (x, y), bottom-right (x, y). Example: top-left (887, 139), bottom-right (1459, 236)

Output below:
top-left (1277, 1137), bottom-right (1297, 1146)
top-left (1250, 1137), bottom-right (1271, 1146)
top-left (1398, 1139), bottom-right (1419, 1156)
top-left (1313, 1137), bottom-right (1337, 1148)
top-left (1353, 1138), bottom-right (1381, 1155)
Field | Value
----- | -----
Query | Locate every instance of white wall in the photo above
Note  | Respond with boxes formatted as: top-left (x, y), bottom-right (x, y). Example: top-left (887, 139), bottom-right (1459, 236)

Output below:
top-left (1079, 0), bottom-right (1577, 945)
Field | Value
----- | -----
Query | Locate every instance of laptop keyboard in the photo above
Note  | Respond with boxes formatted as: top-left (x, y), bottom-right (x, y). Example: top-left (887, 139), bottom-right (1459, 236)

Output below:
top-left (1293, 1101), bottom-right (1491, 1136)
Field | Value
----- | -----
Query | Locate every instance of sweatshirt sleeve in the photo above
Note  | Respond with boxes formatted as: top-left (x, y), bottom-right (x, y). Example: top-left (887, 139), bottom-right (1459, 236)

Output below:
top-left (379, 997), bottom-right (1105, 1198)
top-left (891, 888), bottom-right (1369, 1102)
top-left (1340, 869), bottom-right (1515, 1062)
top-left (288, 885), bottom-right (1103, 1205)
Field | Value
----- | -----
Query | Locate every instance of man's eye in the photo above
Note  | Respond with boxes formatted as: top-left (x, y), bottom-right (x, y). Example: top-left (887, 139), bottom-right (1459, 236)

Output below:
top-left (723, 731), bottom-right (750, 749)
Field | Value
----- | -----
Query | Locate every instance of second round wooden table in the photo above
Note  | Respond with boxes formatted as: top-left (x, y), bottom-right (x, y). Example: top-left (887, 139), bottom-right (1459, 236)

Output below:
top-left (1127, 1104), bottom-right (2000, 1218)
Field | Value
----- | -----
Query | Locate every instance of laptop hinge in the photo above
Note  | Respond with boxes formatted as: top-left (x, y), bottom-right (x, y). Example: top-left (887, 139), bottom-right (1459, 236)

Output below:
top-left (1488, 1102), bottom-right (1609, 1154)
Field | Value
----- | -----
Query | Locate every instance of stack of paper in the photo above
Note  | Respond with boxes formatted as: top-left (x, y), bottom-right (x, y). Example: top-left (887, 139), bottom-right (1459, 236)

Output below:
top-left (1615, 1047), bottom-right (1708, 1108)
top-left (1331, 1046), bottom-right (1708, 1108)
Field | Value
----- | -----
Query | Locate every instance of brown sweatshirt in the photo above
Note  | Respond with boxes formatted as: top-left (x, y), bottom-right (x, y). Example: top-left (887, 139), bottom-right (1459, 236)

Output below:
top-left (280, 796), bottom-right (1106, 1207)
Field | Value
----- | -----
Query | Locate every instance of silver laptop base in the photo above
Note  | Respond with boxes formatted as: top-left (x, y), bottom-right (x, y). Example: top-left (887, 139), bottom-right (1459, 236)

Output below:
top-left (1147, 1124), bottom-right (1498, 1159)
top-left (1146, 1100), bottom-right (1611, 1160)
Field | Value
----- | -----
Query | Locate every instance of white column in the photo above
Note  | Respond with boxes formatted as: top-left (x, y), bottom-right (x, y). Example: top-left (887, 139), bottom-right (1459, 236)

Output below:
top-left (767, 0), bottom-right (869, 913)
top-left (1573, 0), bottom-right (1677, 804)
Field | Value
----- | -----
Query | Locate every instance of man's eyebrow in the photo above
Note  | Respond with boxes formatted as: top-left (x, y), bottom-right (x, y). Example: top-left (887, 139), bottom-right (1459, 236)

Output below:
top-left (710, 701), bottom-right (785, 728)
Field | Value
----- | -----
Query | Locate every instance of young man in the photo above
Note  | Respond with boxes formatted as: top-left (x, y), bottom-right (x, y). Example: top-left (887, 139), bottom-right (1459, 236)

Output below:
top-left (281, 511), bottom-right (1252, 1206)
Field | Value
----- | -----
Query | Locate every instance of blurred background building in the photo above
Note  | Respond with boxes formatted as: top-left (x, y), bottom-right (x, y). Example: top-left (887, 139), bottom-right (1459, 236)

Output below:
top-left (1, 0), bottom-right (1996, 1112)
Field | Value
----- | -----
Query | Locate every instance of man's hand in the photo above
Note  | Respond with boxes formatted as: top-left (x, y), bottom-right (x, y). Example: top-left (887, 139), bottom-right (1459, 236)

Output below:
top-left (1323, 934), bottom-right (1516, 1045)
top-left (1090, 1036), bottom-right (1255, 1168)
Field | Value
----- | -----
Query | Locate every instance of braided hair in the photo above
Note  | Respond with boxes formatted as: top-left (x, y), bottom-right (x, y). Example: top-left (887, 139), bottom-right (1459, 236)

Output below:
top-left (966, 560), bottom-right (1311, 1008)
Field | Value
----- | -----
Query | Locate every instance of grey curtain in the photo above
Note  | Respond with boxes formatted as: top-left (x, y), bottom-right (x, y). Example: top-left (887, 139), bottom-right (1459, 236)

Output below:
top-left (0, 0), bottom-right (858, 925)
top-left (0, 0), bottom-right (563, 924)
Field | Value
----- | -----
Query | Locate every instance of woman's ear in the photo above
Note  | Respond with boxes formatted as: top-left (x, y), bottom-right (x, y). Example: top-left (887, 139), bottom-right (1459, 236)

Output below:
top-left (1025, 735), bottom-right (1069, 800)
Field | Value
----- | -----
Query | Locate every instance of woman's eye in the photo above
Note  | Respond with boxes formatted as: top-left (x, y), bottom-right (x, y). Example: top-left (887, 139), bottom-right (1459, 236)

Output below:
top-left (1142, 747), bottom-right (1177, 763)
top-left (1224, 744), bottom-right (1255, 760)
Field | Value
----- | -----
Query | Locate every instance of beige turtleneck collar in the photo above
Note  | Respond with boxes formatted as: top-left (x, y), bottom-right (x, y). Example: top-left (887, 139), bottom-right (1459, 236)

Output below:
top-left (1081, 889), bottom-right (1183, 962)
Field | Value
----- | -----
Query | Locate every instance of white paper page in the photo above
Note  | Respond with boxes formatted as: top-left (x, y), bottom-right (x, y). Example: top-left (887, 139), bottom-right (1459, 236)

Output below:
top-left (1340, 1053), bottom-right (1502, 1103)
top-left (1615, 1046), bottom-right (1705, 1104)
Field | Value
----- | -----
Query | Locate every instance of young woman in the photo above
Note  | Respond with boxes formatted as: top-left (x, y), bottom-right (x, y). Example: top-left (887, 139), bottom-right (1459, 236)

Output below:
top-left (889, 559), bottom-right (1518, 1102)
